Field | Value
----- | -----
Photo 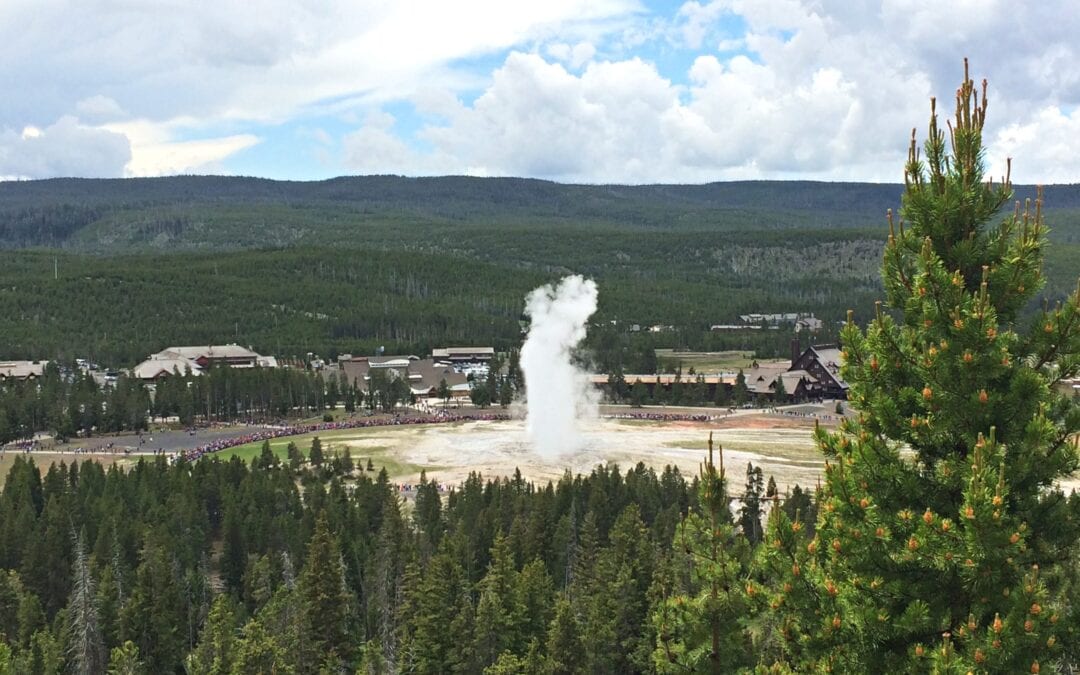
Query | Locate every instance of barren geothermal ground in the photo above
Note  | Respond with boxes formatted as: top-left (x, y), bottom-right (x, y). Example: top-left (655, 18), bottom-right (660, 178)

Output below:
top-left (223, 412), bottom-right (1080, 495)
top-left (264, 414), bottom-right (828, 493)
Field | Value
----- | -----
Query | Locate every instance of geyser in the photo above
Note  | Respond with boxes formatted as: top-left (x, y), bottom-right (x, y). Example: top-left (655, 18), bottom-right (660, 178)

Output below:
top-left (520, 275), bottom-right (599, 457)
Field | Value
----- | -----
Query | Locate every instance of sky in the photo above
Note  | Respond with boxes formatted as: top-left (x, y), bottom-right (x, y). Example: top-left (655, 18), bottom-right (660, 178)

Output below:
top-left (2, 0), bottom-right (1079, 184)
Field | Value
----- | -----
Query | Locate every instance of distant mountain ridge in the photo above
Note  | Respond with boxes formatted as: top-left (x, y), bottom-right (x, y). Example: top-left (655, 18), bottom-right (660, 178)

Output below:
top-left (1, 175), bottom-right (1077, 252)
top-left (6, 173), bottom-right (1079, 208)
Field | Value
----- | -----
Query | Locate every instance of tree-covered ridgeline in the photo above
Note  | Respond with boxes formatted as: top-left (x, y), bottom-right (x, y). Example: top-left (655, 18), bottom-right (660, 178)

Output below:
top-left (0, 244), bottom-right (865, 368)
top-left (4, 179), bottom-right (1080, 368)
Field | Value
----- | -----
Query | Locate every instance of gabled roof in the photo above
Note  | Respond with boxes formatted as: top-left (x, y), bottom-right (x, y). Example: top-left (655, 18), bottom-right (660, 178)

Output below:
top-left (132, 357), bottom-right (203, 380)
top-left (0, 361), bottom-right (47, 379)
top-left (432, 346), bottom-right (495, 358)
top-left (792, 344), bottom-right (847, 390)
top-left (155, 344), bottom-right (261, 361)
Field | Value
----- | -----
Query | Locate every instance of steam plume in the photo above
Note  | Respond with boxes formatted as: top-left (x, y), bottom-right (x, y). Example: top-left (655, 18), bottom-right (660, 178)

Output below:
top-left (520, 275), bottom-right (599, 457)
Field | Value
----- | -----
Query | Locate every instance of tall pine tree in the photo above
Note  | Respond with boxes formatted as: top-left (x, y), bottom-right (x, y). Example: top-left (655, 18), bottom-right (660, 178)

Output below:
top-left (759, 60), bottom-right (1080, 671)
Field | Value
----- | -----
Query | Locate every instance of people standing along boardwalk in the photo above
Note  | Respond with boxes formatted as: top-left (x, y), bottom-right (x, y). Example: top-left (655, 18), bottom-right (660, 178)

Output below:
top-left (174, 409), bottom-right (729, 462)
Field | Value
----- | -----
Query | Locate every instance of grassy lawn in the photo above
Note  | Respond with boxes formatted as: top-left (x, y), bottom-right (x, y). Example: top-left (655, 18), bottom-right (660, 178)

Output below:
top-left (214, 427), bottom-right (437, 479)
top-left (655, 350), bottom-right (760, 373)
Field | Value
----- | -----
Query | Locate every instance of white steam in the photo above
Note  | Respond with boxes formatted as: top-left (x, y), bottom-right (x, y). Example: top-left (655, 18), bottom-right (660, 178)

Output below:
top-left (520, 275), bottom-right (599, 458)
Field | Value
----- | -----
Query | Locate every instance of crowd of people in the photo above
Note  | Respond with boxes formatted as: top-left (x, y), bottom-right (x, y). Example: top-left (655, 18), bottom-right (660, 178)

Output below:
top-left (175, 411), bottom-right (513, 462)
top-left (3, 408), bottom-right (791, 466)
top-left (176, 409), bottom-right (737, 462)
top-left (602, 411), bottom-right (722, 423)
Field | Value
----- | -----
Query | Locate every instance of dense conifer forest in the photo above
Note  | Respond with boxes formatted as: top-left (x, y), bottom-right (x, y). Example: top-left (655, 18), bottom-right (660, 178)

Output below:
top-left (0, 178), bottom-right (1077, 365)
top-left (0, 447), bottom-right (751, 673)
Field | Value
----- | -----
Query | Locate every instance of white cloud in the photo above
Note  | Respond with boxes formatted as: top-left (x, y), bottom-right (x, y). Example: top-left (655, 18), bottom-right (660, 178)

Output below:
top-left (4, 0), bottom-right (1080, 182)
top-left (74, 95), bottom-right (125, 122)
top-left (402, 49), bottom-right (909, 182)
top-left (101, 118), bottom-right (261, 177)
top-left (342, 111), bottom-right (456, 175)
top-left (368, 0), bottom-right (1080, 183)
top-left (676, 1), bottom-right (729, 49)
top-left (0, 116), bottom-right (130, 179)
top-left (421, 54), bottom-right (681, 182)
top-left (990, 106), bottom-right (1080, 184)
top-left (0, 1), bottom-right (638, 126)
top-left (546, 41), bottom-right (598, 70)
top-left (0, 0), bottom-right (638, 177)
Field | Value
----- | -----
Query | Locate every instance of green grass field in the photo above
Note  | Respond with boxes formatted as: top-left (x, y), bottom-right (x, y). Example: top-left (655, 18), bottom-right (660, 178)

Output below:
top-left (215, 427), bottom-right (438, 478)
top-left (655, 350), bottom-right (764, 373)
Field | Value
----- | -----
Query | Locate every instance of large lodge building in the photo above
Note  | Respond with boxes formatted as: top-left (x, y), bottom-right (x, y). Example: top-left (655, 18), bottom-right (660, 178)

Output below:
top-left (593, 342), bottom-right (848, 403)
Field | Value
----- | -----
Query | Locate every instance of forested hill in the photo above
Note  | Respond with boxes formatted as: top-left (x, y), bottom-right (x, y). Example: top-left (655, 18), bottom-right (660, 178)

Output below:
top-left (2, 175), bottom-right (1078, 251)
top-left (0, 175), bottom-right (1076, 366)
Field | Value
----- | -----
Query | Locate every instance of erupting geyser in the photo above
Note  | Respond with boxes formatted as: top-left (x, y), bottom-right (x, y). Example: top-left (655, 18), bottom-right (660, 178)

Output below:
top-left (520, 275), bottom-right (599, 457)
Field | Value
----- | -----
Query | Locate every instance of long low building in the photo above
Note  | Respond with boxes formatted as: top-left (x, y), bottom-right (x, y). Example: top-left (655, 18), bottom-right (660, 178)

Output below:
top-left (338, 354), bottom-right (470, 397)
top-left (132, 344), bottom-right (276, 381)
top-left (431, 347), bottom-right (495, 364)
top-left (0, 361), bottom-right (48, 380)
top-left (592, 344), bottom-right (848, 402)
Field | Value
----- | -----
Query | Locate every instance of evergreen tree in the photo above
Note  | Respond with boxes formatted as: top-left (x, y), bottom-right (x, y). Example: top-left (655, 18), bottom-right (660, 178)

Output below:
top-left (186, 595), bottom-right (239, 675)
top-left (472, 534), bottom-right (518, 667)
top-left (651, 436), bottom-right (752, 672)
top-left (286, 441), bottom-right (302, 471)
top-left (738, 462), bottom-right (764, 544)
top-left (732, 369), bottom-right (749, 406)
top-left (106, 640), bottom-right (143, 675)
top-left (499, 377), bottom-right (513, 407)
top-left (0, 570), bottom-right (20, 643)
top-left (714, 379), bottom-right (730, 407)
top-left (413, 471), bottom-right (443, 548)
top-left (759, 61), bottom-right (1080, 671)
top-left (308, 436), bottom-right (324, 468)
top-left (229, 618), bottom-right (295, 674)
top-left (780, 484), bottom-right (816, 537)
top-left (95, 564), bottom-right (123, 653)
top-left (403, 543), bottom-right (466, 673)
top-left (545, 597), bottom-right (585, 675)
top-left (772, 372), bottom-right (787, 402)
top-left (219, 499), bottom-right (246, 595)
top-left (298, 513), bottom-right (351, 669)
top-left (514, 559), bottom-right (554, 653)
top-left (470, 381), bottom-right (492, 408)
top-left (121, 539), bottom-right (185, 673)
top-left (65, 530), bottom-right (104, 675)
top-left (257, 439), bottom-right (278, 469)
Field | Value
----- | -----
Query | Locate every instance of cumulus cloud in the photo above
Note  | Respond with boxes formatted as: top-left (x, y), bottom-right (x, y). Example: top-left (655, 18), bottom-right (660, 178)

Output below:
top-left (409, 49), bottom-right (910, 183)
top-left (342, 111), bottom-right (456, 175)
top-left (546, 41), bottom-right (597, 69)
top-left (74, 95), bottom-right (126, 122)
top-left (0, 0), bottom-right (638, 178)
top-left (5, 0), bottom-right (1080, 182)
top-left (343, 112), bottom-right (420, 174)
top-left (990, 106), bottom-right (1080, 183)
top-left (0, 116), bottom-right (130, 179)
top-left (370, 0), bottom-right (1080, 183)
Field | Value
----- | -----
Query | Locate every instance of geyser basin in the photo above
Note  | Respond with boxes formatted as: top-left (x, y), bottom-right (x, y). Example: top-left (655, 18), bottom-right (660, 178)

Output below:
top-left (334, 417), bottom-right (825, 491)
